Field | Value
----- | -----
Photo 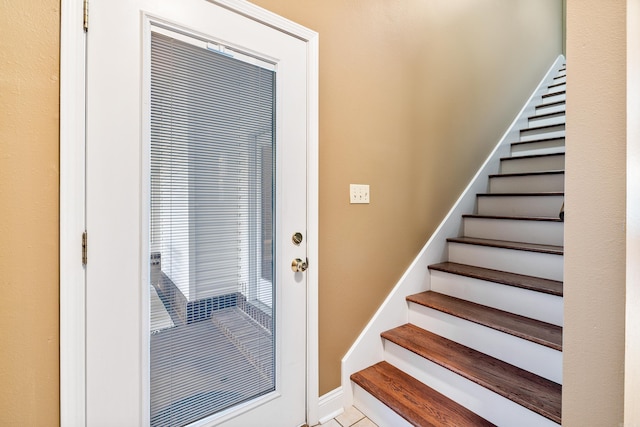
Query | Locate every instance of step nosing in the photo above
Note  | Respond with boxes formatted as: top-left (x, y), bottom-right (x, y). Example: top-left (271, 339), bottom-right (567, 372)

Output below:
top-left (476, 192), bottom-right (564, 197)
top-left (463, 214), bottom-right (563, 222)
top-left (381, 325), bottom-right (562, 423)
top-left (536, 100), bottom-right (566, 108)
top-left (542, 90), bottom-right (566, 98)
top-left (428, 262), bottom-right (563, 296)
top-left (521, 123), bottom-right (566, 132)
top-left (511, 136), bottom-right (565, 146)
top-left (501, 152), bottom-right (565, 161)
top-left (404, 293), bottom-right (563, 351)
top-left (489, 170), bottom-right (565, 178)
top-left (447, 237), bottom-right (564, 255)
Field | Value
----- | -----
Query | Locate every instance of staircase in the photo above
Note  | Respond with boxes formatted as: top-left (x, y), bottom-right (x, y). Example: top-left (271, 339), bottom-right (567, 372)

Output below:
top-left (349, 62), bottom-right (566, 426)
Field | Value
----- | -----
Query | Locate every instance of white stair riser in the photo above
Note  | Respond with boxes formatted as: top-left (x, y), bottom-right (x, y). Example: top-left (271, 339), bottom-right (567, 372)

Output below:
top-left (511, 138), bottom-right (565, 157)
top-left (463, 217), bottom-right (564, 246)
top-left (547, 83), bottom-right (566, 94)
top-left (477, 195), bottom-right (564, 217)
top-left (520, 125), bottom-right (565, 142)
top-left (407, 304), bottom-right (562, 384)
top-left (535, 102), bottom-right (565, 115)
top-left (490, 173), bottom-right (564, 193)
top-left (528, 114), bottom-right (565, 128)
top-left (541, 93), bottom-right (566, 104)
top-left (384, 342), bottom-right (560, 427)
top-left (553, 76), bottom-right (566, 84)
top-left (352, 385), bottom-right (413, 427)
top-left (430, 270), bottom-right (563, 326)
top-left (448, 242), bottom-right (563, 281)
top-left (500, 155), bottom-right (565, 174)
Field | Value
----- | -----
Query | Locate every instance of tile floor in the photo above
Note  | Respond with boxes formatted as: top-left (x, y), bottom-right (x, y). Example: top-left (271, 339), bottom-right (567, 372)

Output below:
top-left (314, 406), bottom-right (377, 427)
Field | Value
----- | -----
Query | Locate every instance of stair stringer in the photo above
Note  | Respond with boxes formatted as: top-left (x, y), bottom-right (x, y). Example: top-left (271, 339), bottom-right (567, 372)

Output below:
top-left (340, 54), bottom-right (565, 410)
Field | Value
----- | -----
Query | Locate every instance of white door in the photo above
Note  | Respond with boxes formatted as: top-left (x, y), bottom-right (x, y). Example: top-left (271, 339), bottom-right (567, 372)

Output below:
top-left (85, 1), bottom-right (310, 425)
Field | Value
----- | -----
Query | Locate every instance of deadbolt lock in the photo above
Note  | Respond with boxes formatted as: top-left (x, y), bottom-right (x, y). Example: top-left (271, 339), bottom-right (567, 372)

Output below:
top-left (292, 232), bottom-right (303, 246)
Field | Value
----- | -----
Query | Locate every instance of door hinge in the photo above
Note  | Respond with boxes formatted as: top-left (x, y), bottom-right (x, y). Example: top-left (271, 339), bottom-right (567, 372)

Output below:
top-left (83, 0), bottom-right (89, 32)
top-left (82, 231), bottom-right (88, 266)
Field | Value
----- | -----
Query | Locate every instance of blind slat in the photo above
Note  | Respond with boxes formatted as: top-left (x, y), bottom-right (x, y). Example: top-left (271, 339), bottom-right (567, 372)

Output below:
top-left (149, 30), bottom-right (276, 427)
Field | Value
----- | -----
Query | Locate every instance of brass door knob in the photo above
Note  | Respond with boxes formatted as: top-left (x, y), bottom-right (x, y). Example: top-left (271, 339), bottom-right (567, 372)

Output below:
top-left (291, 258), bottom-right (308, 272)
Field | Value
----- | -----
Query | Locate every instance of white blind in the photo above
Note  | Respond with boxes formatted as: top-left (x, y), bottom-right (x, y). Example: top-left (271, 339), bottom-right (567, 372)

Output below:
top-left (149, 29), bottom-right (276, 427)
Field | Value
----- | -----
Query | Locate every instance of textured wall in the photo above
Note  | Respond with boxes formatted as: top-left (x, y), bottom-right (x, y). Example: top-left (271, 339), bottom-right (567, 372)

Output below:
top-left (252, 0), bottom-right (563, 394)
top-left (564, 0), bottom-right (627, 425)
top-left (0, 1), bottom-right (60, 426)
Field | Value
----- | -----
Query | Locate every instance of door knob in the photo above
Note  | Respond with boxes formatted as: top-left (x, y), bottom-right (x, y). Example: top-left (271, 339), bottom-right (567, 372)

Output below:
top-left (291, 258), bottom-right (308, 272)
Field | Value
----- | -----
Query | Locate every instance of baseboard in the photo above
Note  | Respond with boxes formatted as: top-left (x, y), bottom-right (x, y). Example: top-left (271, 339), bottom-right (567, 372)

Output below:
top-left (317, 387), bottom-right (344, 424)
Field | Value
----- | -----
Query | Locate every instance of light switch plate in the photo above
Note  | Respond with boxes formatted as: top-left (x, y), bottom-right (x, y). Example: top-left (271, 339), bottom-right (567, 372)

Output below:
top-left (350, 184), bottom-right (370, 204)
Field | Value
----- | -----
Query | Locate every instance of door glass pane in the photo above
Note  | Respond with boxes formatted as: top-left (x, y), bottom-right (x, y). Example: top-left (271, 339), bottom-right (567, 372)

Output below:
top-left (148, 29), bottom-right (276, 426)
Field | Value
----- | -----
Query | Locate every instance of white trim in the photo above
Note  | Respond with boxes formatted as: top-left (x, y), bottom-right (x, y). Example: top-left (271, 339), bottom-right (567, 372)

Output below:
top-left (59, 0), bottom-right (86, 425)
top-left (340, 55), bottom-right (566, 408)
top-left (317, 388), bottom-right (344, 424)
top-left (60, 0), bottom-right (319, 425)
top-left (626, 0), bottom-right (640, 422)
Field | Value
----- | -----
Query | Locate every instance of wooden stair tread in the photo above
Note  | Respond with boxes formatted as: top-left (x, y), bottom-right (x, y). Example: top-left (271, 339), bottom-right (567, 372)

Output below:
top-left (351, 361), bottom-right (496, 427)
top-left (500, 152), bottom-right (565, 162)
top-left (447, 236), bottom-right (563, 255)
top-left (463, 214), bottom-right (562, 222)
top-left (428, 261), bottom-right (563, 296)
top-left (547, 82), bottom-right (566, 89)
top-left (527, 111), bottom-right (565, 120)
top-left (382, 324), bottom-right (562, 424)
top-left (536, 99), bottom-right (565, 109)
top-left (521, 123), bottom-right (565, 132)
top-left (489, 170), bottom-right (564, 178)
top-left (511, 136), bottom-right (565, 147)
top-left (542, 90), bottom-right (565, 98)
top-left (476, 191), bottom-right (564, 197)
top-left (406, 291), bottom-right (562, 351)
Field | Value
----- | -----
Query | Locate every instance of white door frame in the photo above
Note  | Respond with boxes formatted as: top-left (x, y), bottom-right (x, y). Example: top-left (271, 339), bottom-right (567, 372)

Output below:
top-left (59, 1), bottom-right (319, 425)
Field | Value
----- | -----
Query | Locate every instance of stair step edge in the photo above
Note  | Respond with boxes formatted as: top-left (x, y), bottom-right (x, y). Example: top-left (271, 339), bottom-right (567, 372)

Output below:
top-left (447, 236), bottom-right (564, 255)
top-left (476, 192), bottom-right (564, 197)
top-left (501, 152), bottom-right (565, 161)
top-left (405, 291), bottom-right (563, 351)
top-left (428, 261), bottom-right (563, 296)
top-left (381, 324), bottom-right (562, 424)
top-left (489, 170), bottom-right (565, 178)
top-left (351, 361), bottom-right (496, 427)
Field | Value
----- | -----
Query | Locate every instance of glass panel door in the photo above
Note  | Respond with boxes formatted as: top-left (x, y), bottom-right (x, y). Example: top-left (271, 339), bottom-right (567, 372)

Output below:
top-left (148, 29), bottom-right (276, 426)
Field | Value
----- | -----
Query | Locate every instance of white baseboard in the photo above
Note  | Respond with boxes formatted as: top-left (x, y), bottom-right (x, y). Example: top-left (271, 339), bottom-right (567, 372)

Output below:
top-left (317, 387), bottom-right (344, 424)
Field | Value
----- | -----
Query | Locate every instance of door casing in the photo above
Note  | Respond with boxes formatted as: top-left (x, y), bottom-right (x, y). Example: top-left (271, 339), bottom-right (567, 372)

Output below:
top-left (59, 1), bottom-right (319, 425)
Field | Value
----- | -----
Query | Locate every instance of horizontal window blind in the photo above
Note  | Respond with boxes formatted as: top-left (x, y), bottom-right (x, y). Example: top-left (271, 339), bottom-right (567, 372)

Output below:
top-left (149, 29), bottom-right (276, 427)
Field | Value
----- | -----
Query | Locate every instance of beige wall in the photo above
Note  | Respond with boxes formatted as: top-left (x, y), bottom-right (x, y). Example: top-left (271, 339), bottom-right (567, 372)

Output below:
top-left (252, 0), bottom-right (563, 394)
top-left (564, 0), bottom-right (628, 425)
top-left (0, 1), bottom-right (563, 423)
top-left (0, 1), bottom-right (61, 426)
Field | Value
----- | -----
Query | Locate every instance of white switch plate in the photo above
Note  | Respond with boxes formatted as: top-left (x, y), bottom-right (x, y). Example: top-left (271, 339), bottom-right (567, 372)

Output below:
top-left (350, 184), bottom-right (370, 204)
